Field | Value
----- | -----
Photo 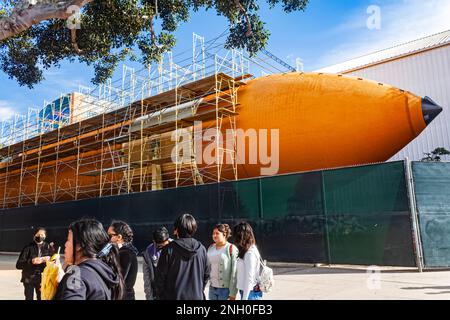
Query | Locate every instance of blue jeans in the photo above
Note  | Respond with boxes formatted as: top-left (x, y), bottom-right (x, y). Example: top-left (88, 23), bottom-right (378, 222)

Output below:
top-left (239, 289), bottom-right (263, 300)
top-left (209, 287), bottom-right (230, 300)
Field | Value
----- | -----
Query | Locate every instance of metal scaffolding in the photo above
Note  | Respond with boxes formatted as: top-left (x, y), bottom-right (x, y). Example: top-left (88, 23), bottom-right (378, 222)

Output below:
top-left (0, 32), bottom-right (293, 209)
top-left (0, 35), bottom-right (244, 208)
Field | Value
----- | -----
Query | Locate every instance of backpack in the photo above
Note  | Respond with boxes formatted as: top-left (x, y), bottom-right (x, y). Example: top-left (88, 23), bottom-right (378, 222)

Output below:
top-left (257, 255), bottom-right (274, 293)
top-left (227, 243), bottom-right (234, 258)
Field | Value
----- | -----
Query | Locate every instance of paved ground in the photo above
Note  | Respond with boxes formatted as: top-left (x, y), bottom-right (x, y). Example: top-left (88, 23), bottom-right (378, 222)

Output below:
top-left (2, 253), bottom-right (450, 300)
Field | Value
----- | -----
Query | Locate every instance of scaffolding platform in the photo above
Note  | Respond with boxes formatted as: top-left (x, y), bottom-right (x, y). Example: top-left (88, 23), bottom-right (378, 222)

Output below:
top-left (0, 33), bottom-right (260, 208)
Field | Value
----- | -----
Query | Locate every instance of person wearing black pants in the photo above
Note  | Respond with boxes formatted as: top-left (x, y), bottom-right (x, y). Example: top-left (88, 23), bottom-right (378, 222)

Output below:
top-left (108, 221), bottom-right (138, 300)
top-left (24, 276), bottom-right (41, 301)
top-left (16, 228), bottom-right (54, 300)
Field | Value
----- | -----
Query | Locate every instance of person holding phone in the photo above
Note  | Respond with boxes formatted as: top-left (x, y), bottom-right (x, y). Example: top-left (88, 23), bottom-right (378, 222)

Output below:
top-left (16, 227), bottom-right (55, 300)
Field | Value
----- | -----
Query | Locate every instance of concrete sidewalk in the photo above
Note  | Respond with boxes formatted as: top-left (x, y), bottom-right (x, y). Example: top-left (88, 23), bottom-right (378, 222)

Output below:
top-left (2, 254), bottom-right (450, 300)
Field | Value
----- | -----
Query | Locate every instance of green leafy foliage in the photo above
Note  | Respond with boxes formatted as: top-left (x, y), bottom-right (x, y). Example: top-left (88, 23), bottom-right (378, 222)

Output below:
top-left (421, 147), bottom-right (450, 162)
top-left (0, 0), bottom-right (309, 87)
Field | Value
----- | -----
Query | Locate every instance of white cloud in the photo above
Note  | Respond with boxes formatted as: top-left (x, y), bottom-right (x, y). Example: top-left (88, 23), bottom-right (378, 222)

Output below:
top-left (315, 0), bottom-right (450, 69)
top-left (41, 69), bottom-right (84, 97)
top-left (0, 101), bottom-right (16, 121)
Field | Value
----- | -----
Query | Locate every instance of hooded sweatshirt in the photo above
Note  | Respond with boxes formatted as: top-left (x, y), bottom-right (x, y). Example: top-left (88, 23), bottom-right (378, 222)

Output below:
top-left (142, 239), bottom-right (173, 300)
top-left (119, 243), bottom-right (139, 300)
top-left (155, 237), bottom-right (210, 300)
top-left (142, 243), bottom-right (158, 300)
top-left (55, 259), bottom-right (120, 300)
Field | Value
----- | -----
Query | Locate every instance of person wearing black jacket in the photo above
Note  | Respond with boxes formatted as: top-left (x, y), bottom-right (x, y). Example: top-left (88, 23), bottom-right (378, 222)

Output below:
top-left (142, 226), bottom-right (172, 300)
top-left (155, 214), bottom-right (211, 300)
top-left (108, 221), bottom-right (138, 300)
top-left (16, 228), bottom-right (55, 300)
top-left (55, 218), bottom-right (124, 300)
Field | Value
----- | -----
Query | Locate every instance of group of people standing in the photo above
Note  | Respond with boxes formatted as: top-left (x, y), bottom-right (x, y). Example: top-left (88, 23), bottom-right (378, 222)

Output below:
top-left (16, 214), bottom-right (264, 301)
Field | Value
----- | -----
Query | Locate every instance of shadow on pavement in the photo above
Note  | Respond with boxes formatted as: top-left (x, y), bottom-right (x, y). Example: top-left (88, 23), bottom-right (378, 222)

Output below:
top-left (401, 285), bottom-right (450, 294)
top-left (274, 266), bottom-right (419, 276)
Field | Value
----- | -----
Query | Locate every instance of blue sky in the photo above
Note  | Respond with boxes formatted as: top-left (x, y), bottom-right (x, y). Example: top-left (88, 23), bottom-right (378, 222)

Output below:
top-left (1, 0), bottom-right (450, 120)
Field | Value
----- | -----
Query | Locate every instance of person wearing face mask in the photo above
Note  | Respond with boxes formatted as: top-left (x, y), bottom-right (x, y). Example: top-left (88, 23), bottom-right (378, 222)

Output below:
top-left (16, 227), bottom-right (55, 300)
top-left (142, 226), bottom-right (172, 300)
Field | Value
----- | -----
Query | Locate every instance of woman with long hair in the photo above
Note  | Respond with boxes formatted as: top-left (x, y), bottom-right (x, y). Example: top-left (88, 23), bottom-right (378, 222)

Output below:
top-left (233, 221), bottom-right (263, 300)
top-left (108, 220), bottom-right (138, 300)
top-left (55, 218), bottom-right (124, 300)
top-left (207, 223), bottom-right (238, 300)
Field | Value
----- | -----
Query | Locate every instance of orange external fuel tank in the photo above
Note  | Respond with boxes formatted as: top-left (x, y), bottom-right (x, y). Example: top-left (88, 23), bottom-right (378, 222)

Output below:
top-left (225, 72), bottom-right (442, 178)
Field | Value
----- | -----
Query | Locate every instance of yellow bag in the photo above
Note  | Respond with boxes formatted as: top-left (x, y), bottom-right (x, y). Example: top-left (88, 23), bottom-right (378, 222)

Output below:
top-left (41, 254), bottom-right (61, 300)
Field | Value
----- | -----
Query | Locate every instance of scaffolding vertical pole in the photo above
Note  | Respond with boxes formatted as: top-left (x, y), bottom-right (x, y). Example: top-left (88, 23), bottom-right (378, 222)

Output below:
top-left (175, 66), bottom-right (180, 187)
top-left (99, 101), bottom-right (106, 198)
top-left (215, 55), bottom-right (220, 182)
top-left (123, 66), bottom-right (136, 194)
top-left (126, 109), bottom-right (132, 195)
top-left (16, 114), bottom-right (26, 207)
top-left (168, 52), bottom-right (173, 91)
top-left (2, 130), bottom-right (12, 209)
top-left (18, 131), bottom-right (26, 207)
top-left (193, 33), bottom-right (197, 81)
top-left (52, 128), bottom-right (61, 203)
top-left (110, 117), bottom-right (117, 196)
top-left (139, 84), bottom-right (146, 193)
top-left (193, 33), bottom-right (205, 81)
top-left (157, 56), bottom-right (163, 94)
top-left (0, 121), bottom-right (3, 148)
top-left (34, 133), bottom-right (43, 206)
top-left (110, 106), bottom-right (121, 196)
top-left (52, 96), bottom-right (64, 203)
top-left (74, 122), bottom-right (82, 200)
top-left (229, 77), bottom-right (238, 180)
top-left (3, 122), bottom-right (11, 209)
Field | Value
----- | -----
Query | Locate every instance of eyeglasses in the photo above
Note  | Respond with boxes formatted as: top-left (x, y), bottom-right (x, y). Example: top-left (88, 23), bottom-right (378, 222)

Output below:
top-left (108, 233), bottom-right (118, 238)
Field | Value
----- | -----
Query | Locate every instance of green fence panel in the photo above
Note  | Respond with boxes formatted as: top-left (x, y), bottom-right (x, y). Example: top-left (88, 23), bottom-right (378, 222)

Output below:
top-left (259, 172), bottom-right (328, 263)
top-left (412, 162), bottom-right (450, 268)
top-left (219, 179), bottom-right (260, 220)
top-left (323, 161), bottom-right (415, 266)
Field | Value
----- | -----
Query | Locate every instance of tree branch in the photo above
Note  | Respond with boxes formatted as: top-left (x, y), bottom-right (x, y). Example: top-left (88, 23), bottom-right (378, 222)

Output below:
top-left (234, 0), bottom-right (252, 37)
top-left (149, 15), bottom-right (155, 43)
top-left (0, 0), bottom-right (93, 41)
top-left (71, 28), bottom-right (82, 53)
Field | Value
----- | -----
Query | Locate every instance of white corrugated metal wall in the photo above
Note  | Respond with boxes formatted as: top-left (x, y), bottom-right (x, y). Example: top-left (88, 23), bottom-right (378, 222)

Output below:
top-left (343, 44), bottom-right (450, 161)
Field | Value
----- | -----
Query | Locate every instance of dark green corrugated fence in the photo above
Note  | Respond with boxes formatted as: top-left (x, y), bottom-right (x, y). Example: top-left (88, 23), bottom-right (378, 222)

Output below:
top-left (255, 161), bottom-right (415, 266)
top-left (324, 162), bottom-right (415, 266)
top-left (411, 162), bottom-right (450, 268)
top-left (0, 161), bottom-right (418, 266)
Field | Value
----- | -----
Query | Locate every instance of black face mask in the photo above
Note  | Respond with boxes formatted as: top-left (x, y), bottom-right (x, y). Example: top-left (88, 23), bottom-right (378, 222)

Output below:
top-left (34, 236), bottom-right (45, 243)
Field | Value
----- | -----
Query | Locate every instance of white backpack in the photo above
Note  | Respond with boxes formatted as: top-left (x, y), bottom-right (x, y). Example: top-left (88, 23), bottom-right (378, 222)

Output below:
top-left (258, 255), bottom-right (274, 293)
